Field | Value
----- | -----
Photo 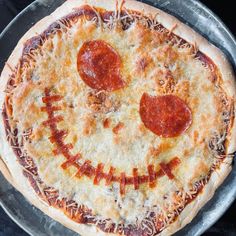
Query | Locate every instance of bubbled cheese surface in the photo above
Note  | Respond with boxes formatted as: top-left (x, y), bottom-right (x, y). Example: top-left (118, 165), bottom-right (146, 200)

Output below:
top-left (11, 18), bottom-right (227, 224)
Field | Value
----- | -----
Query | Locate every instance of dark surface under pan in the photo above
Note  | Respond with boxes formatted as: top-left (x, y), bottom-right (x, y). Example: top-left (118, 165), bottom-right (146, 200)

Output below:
top-left (0, 0), bottom-right (236, 235)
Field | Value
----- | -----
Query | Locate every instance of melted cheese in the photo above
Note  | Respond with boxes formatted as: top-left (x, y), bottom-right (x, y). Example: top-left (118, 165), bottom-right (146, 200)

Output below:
top-left (10, 17), bottom-right (229, 226)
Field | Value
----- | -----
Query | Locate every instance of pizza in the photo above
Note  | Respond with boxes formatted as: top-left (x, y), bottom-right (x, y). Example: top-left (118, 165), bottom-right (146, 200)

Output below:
top-left (0, 0), bottom-right (235, 235)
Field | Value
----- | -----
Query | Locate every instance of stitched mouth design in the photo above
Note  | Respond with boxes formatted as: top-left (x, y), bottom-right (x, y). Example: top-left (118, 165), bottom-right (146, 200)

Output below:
top-left (41, 87), bottom-right (181, 195)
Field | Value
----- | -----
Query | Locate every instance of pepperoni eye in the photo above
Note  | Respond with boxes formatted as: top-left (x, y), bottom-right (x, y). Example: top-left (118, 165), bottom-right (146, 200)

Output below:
top-left (77, 40), bottom-right (125, 91)
top-left (139, 93), bottom-right (192, 138)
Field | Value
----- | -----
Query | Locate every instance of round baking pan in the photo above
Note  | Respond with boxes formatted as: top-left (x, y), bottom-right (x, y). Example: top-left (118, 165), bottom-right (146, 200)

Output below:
top-left (0, 0), bottom-right (235, 235)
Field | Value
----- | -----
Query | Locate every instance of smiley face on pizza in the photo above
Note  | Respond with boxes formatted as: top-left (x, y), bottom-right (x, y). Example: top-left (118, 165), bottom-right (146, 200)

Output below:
top-left (0, 0), bottom-right (235, 235)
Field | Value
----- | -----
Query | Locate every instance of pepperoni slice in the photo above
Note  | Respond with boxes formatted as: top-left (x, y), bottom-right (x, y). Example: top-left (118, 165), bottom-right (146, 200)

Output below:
top-left (140, 93), bottom-right (192, 138)
top-left (77, 40), bottom-right (125, 91)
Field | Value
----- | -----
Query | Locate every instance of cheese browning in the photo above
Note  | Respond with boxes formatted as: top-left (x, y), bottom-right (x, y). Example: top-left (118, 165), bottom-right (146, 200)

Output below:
top-left (6, 8), bottom-right (231, 232)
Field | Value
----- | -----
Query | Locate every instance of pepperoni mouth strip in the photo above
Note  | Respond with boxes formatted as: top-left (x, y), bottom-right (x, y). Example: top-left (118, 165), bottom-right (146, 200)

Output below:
top-left (0, 1), bottom-right (235, 236)
top-left (41, 87), bottom-right (181, 195)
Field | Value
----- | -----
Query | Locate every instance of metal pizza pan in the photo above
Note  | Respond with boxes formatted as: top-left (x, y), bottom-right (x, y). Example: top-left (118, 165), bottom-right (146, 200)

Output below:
top-left (0, 0), bottom-right (235, 235)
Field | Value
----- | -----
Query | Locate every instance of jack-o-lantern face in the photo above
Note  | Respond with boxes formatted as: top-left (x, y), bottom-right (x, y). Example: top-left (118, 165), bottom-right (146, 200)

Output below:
top-left (7, 10), bottom-right (227, 207)
top-left (38, 36), bottom-right (193, 195)
top-left (3, 5), bottom-right (231, 234)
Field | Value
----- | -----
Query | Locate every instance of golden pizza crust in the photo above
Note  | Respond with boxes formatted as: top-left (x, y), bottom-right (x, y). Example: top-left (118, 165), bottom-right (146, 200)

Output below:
top-left (0, 0), bottom-right (235, 235)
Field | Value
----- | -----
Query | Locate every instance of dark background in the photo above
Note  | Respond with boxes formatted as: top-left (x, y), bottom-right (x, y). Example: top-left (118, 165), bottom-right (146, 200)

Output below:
top-left (0, 0), bottom-right (235, 235)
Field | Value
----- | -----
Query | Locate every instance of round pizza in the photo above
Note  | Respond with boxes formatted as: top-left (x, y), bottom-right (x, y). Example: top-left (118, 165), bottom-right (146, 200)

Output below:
top-left (0, 0), bottom-right (235, 235)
